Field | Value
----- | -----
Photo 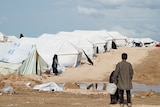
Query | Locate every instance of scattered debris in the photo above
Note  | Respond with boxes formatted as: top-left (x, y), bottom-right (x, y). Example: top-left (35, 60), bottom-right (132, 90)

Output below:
top-left (2, 86), bottom-right (15, 95)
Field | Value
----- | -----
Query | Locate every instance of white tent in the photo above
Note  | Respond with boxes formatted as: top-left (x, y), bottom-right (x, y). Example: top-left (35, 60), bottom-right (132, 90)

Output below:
top-left (19, 36), bottom-right (82, 67)
top-left (0, 32), bottom-right (8, 42)
top-left (72, 30), bottom-right (107, 53)
top-left (128, 38), bottom-right (157, 47)
top-left (139, 38), bottom-right (157, 47)
top-left (72, 30), bottom-right (113, 52)
top-left (0, 42), bottom-right (48, 75)
top-left (127, 38), bottom-right (141, 47)
top-left (57, 31), bottom-right (95, 59)
top-left (107, 31), bottom-right (128, 47)
top-left (0, 32), bottom-right (18, 42)
top-left (7, 36), bottom-right (19, 42)
top-left (0, 32), bottom-right (4, 41)
top-left (79, 30), bottom-right (113, 52)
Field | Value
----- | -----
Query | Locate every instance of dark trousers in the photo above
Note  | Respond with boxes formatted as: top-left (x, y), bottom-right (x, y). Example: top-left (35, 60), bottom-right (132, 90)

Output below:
top-left (53, 68), bottom-right (58, 74)
top-left (110, 89), bottom-right (119, 104)
top-left (119, 89), bottom-right (131, 104)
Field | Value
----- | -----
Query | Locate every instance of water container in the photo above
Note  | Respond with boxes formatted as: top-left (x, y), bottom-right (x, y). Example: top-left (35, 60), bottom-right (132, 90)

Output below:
top-left (107, 83), bottom-right (117, 95)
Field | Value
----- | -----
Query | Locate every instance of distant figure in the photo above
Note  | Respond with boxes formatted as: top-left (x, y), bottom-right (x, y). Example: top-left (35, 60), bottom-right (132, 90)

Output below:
top-left (112, 53), bottom-right (134, 107)
top-left (52, 54), bottom-right (58, 75)
top-left (109, 71), bottom-right (119, 104)
top-left (20, 33), bottom-right (24, 38)
top-left (104, 42), bottom-right (108, 52)
top-left (112, 41), bottom-right (117, 49)
top-left (96, 47), bottom-right (99, 54)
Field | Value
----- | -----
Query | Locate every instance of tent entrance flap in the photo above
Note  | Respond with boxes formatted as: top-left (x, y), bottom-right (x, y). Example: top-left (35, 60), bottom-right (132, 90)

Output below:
top-left (82, 49), bottom-right (93, 65)
top-left (19, 45), bottom-right (48, 75)
top-left (0, 43), bottom-right (48, 75)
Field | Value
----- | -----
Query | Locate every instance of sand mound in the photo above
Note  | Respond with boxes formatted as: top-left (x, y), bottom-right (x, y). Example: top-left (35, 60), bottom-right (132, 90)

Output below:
top-left (64, 83), bottom-right (80, 89)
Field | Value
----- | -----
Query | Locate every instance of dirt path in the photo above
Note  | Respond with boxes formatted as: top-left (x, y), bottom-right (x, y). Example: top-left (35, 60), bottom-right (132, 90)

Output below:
top-left (0, 91), bottom-right (160, 107)
top-left (133, 48), bottom-right (160, 85)
top-left (0, 47), bottom-right (160, 107)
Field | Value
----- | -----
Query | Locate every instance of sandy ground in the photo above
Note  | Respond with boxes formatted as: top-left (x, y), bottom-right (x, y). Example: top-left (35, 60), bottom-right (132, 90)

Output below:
top-left (0, 47), bottom-right (160, 107)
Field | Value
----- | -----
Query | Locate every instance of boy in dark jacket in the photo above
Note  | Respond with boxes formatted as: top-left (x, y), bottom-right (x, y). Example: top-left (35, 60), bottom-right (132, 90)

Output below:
top-left (109, 71), bottom-right (119, 104)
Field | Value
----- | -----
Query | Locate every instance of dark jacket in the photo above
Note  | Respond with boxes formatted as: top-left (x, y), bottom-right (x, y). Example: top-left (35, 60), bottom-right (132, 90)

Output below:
top-left (52, 54), bottom-right (58, 74)
top-left (109, 71), bottom-right (115, 83)
top-left (112, 60), bottom-right (133, 90)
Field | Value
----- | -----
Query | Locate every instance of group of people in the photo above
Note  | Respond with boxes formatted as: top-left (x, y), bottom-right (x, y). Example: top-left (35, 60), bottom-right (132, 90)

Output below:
top-left (109, 53), bottom-right (134, 107)
top-left (51, 53), bottom-right (134, 107)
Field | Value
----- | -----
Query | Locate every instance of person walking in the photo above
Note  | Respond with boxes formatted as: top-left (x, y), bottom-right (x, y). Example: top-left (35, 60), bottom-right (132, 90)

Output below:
top-left (112, 53), bottom-right (134, 107)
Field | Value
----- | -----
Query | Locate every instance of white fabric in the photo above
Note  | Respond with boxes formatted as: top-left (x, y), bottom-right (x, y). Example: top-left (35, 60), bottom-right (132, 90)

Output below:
top-left (73, 30), bottom-right (107, 53)
top-left (0, 42), bottom-right (32, 63)
top-left (38, 36), bottom-right (82, 67)
top-left (33, 82), bottom-right (63, 91)
top-left (57, 32), bottom-right (95, 59)
top-left (0, 42), bottom-right (48, 75)
top-left (0, 62), bottom-right (21, 75)
top-left (128, 38), bottom-right (156, 47)
top-left (107, 31), bottom-right (128, 47)
top-left (7, 36), bottom-right (18, 42)
top-left (19, 36), bottom-right (82, 67)
top-left (0, 32), bottom-right (5, 41)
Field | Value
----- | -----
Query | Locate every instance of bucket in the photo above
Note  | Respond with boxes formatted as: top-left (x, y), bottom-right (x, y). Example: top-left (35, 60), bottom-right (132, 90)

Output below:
top-left (107, 83), bottom-right (117, 95)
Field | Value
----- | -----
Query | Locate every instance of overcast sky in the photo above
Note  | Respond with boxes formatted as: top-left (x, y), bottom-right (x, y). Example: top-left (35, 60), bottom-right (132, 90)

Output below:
top-left (0, 0), bottom-right (160, 42)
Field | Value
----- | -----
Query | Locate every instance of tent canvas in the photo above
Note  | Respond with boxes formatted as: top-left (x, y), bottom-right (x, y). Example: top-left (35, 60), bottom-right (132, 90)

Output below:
top-left (57, 32), bottom-right (95, 59)
top-left (107, 31), bottom-right (128, 47)
top-left (0, 32), bottom-right (4, 41)
top-left (19, 36), bottom-right (82, 67)
top-left (97, 30), bottom-right (113, 52)
top-left (0, 32), bottom-right (8, 42)
top-left (139, 38), bottom-right (157, 47)
top-left (86, 30), bottom-right (113, 52)
top-left (0, 42), bottom-right (48, 75)
top-left (0, 32), bottom-right (18, 42)
top-left (6, 36), bottom-right (19, 42)
top-left (128, 38), bottom-right (157, 47)
top-left (72, 30), bottom-right (107, 53)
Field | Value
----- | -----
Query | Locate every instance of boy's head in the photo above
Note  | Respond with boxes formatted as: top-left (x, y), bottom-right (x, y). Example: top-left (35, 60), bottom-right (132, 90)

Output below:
top-left (122, 53), bottom-right (127, 60)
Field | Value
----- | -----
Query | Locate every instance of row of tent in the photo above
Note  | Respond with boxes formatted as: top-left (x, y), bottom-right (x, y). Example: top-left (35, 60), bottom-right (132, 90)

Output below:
top-left (0, 30), bottom-right (159, 75)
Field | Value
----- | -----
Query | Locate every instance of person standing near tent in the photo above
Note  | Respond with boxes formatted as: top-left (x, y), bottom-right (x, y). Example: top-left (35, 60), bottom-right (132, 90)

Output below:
top-left (112, 40), bottom-right (117, 49)
top-left (52, 54), bottom-right (58, 76)
top-left (112, 53), bottom-right (133, 107)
